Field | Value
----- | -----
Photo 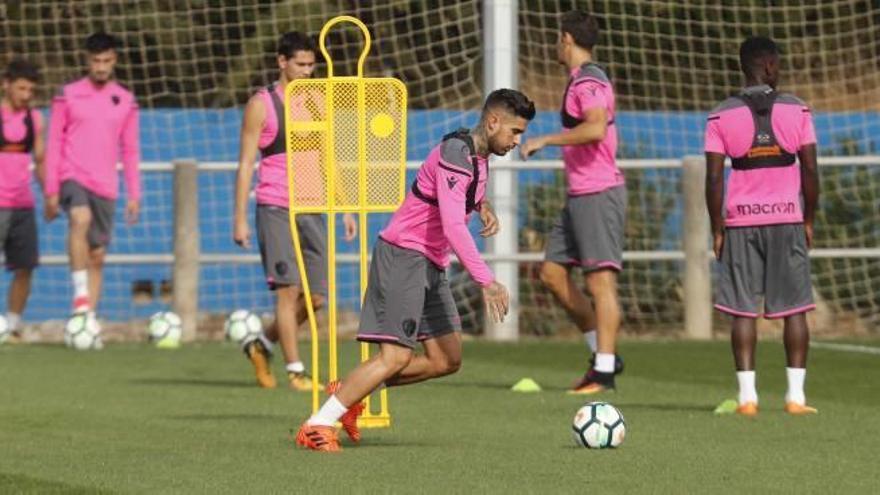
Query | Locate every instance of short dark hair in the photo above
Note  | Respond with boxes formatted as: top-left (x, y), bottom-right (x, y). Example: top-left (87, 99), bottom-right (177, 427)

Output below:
top-left (560, 11), bottom-right (600, 50)
top-left (277, 31), bottom-right (317, 59)
top-left (4, 59), bottom-right (40, 82)
top-left (84, 32), bottom-right (120, 54)
top-left (739, 36), bottom-right (779, 77)
top-left (483, 89), bottom-right (536, 121)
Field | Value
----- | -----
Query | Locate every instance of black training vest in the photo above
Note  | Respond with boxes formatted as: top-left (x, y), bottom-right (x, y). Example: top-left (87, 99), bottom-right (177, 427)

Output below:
top-left (0, 108), bottom-right (35, 153)
top-left (411, 128), bottom-right (481, 214)
top-left (560, 63), bottom-right (615, 130)
top-left (730, 89), bottom-right (796, 171)
top-left (259, 84), bottom-right (287, 157)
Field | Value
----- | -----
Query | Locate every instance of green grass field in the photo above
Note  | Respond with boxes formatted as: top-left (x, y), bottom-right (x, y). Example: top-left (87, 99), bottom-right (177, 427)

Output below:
top-left (1, 339), bottom-right (878, 494)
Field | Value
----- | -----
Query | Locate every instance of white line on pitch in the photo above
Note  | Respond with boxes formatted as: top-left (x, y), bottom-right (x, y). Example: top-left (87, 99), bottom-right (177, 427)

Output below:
top-left (810, 342), bottom-right (880, 355)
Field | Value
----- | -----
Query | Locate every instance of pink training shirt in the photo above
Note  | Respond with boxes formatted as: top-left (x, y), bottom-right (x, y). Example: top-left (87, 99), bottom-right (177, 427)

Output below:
top-left (254, 85), bottom-right (324, 208)
top-left (704, 85), bottom-right (816, 227)
top-left (380, 134), bottom-right (494, 287)
top-left (0, 107), bottom-right (42, 208)
top-left (561, 63), bottom-right (623, 196)
top-left (45, 77), bottom-right (140, 201)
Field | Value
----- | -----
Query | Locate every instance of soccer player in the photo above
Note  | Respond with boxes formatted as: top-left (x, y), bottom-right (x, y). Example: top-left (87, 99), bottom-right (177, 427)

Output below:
top-left (520, 11), bottom-right (625, 394)
top-left (44, 33), bottom-right (141, 322)
top-left (233, 31), bottom-right (357, 391)
top-left (0, 60), bottom-right (45, 339)
top-left (296, 89), bottom-right (534, 452)
top-left (705, 36), bottom-right (819, 416)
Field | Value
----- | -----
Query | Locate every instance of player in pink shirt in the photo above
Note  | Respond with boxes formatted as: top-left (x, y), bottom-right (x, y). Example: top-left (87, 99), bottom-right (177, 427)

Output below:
top-left (233, 32), bottom-right (357, 391)
top-left (520, 11), bottom-right (625, 395)
top-left (704, 37), bottom-right (819, 416)
top-left (297, 89), bottom-right (535, 452)
top-left (44, 33), bottom-right (141, 320)
top-left (0, 60), bottom-right (45, 339)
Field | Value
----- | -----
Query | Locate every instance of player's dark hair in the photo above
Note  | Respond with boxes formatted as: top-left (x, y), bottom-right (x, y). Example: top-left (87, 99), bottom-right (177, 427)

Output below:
top-left (84, 32), bottom-right (120, 54)
top-left (560, 10), bottom-right (600, 50)
top-left (483, 89), bottom-right (536, 121)
top-left (277, 31), bottom-right (317, 59)
top-left (4, 59), bottom-right (40, 82)
top-left (739, 36), bottom-right (779, 78)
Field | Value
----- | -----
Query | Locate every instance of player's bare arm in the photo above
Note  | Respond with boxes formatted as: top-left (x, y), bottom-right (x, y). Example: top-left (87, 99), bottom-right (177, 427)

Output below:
top-left (520, 107), bottom-right (608, 159)
top-left (233, 95), bottom-right (266, 249)
top-left (705, 151), bottom-right (726, 259)
top-left (798, 143), bottom-right (818, 248)
top-left (33, 118), bottom-right (46, 190)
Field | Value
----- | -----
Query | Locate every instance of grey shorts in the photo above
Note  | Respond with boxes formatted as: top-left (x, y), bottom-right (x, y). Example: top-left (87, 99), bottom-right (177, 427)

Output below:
top-left (60, 180), bottom-right (115, 249)
top-left (256, 205), bottom-right (327, 294)
top-left (545, 185), bottom-right (626, 272)
top-left (0, 208), bottom-right (39, 271)
top-left (715, 224), bottom-right (814, 319)
top-left (357, 238), bottom-right (461, 349)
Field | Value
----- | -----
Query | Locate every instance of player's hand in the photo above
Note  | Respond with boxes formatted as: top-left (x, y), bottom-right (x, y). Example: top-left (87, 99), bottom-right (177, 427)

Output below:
top-left (44, 195), bottom-right (59, 222)
top-left (519, 137), bottom-right (545, 160)
top-left (482, 281), bottom-right (510, 323)
top-left (233, 218), bottom-right (251, 249)
top-left (713, 231), bottom-right (724, 260)
top-left (804, 222), bottom-right (814, 249)
top-left (479, 202), bottom-right (499, 237)
top-left (125, 200), bottom-right (140, 225)
top-left (343, 213), bottom-right (357, 242)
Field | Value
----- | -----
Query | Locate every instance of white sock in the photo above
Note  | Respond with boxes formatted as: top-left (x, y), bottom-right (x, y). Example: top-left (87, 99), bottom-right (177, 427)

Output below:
top-left (286, 361), bottom-right (305, 374)
top-left (6, 312), bottom-right (21, 331)
top-left (308, 395), bottom-right (348, 427)
top-left (785, 367), bottom-right (806, 405)
top-left (736, 371), bottom-right (758, 405)
top-left (594, 352), bottom-right (616, 373)
top-left (72, 270), bottom-right (88, 299)
top-left (257, 334), bottom-right (274, 353)
top-left (583, 330), bottom-right (598, 354)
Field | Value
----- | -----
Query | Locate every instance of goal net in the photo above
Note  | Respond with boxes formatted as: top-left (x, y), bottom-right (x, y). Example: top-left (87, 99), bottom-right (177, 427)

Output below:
top-left (1, 1), bottom-right (878, 336)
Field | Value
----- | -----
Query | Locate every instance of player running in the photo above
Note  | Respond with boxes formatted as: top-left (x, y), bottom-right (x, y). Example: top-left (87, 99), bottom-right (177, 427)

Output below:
top-left (705, 36), bottom-right (819, 416)
top-left (296, 89), bottom-right (535, 452)
top-left (520, 11), bottom-right (625, 394)
top-left (233, 31), bottom-right (357, 391)
top-left (44, 32), bottom-right (141, 326)
top-left (0, 60), bottom-right (45, 340)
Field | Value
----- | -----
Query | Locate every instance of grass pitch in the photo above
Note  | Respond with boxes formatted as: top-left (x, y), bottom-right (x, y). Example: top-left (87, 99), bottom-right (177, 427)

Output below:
top-left (1, 339), bottom-right (878, 494)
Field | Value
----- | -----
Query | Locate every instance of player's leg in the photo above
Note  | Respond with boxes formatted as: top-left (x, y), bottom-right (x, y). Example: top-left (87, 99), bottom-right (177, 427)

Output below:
top-left (4, 209), bottom-right (39, 337)
top-left (765, 224), bottom-right (817, 414)
top-left (84, 193), bottom-right (115, 313)
top-left (385, 332), bottom-right (462, 387)
top-left (567, 187), bottom-right (627, 394)
top-left (385, 264), bottom-right (463, 386)
top-left (86, 246), bottom-right (105, 311)
top-left (539, 260), bottom-right (599, 349)
top-left (715, 226), bottom-right (762, 415)
top-left (298, 342), bottom-right (413, 451)
top-left (272, 285), bottom-right (322, 391)
top-left (61, 182), bottom-right (92, 313)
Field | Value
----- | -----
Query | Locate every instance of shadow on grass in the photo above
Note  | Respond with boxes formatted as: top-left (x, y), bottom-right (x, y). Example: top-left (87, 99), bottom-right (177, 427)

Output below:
top-left (615, 402), bottom-right (712, 413)
top-left (425, 380), bottom-right (570, 392)
top-left (166, 413), bottom-right (290, 421)
top-left (130, 377), bottom-right (253, 388)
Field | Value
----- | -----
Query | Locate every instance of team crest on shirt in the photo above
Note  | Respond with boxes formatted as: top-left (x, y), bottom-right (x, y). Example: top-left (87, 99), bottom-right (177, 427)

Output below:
top-left (111, 95), bottom-right (120, 105)
top-left (446, 176), bottom-right (458, 190)
top-left (756, 132), bottom-right (771, 144)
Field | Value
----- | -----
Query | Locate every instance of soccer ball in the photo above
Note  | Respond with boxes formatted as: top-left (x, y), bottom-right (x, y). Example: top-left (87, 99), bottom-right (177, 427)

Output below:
top-left (572, 402), bottom-right (626, 449)
top-left (224, 310), bottom-right (262, 344)
top-left (0, 314), bottom-right (9, 345)
top-left (147, 311), bottom-right (182, 348)
top-left (64, 313), bottom-right (102, 351)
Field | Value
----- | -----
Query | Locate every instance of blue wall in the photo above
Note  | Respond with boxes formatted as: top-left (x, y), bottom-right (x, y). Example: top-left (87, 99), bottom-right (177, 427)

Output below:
top-left (4, 109), bottom-right (879, 321)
